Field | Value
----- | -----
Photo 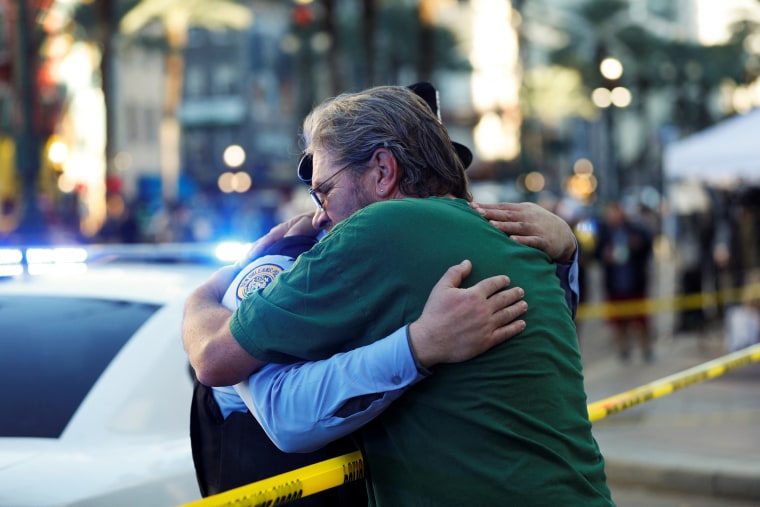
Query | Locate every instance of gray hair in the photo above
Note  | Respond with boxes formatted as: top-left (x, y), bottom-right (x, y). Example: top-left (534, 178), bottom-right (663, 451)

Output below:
top-left (301, 85), bottom-right (472, 200)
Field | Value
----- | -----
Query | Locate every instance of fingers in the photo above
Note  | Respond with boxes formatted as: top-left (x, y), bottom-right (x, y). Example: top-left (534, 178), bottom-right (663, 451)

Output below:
top-left (242, 224), bottom-right (288, 262)
top-left (490, 319), bottom-right (527, 345)
top-left (284, 214), bottom-right (320, 237)
top-left (509, 235), bottom-right (547, 252)
top-left (241, 213), bottom-right (319, 265)
top-left (472, 280), bottom-right (528, 349)
top-left (491, 288), bottom-right (528, 321)
top-left (436, 260), bottom-right (473, 290)
top-left (410, 266), bottom-right (528, 368)
top-left (490, 220), bottom-right (532, 236)
top-left (470, 203), bottom-right (534, 236)
top-left (472, 201), bottom-right (575, 263)
top-left (471, 205), bottom-right (520, 224)
top-left (471, 201), bottom-right (532, 219)
top-left (489, 285), bottom-right (525, 307)
top-left (468, 272), bottom-right (511, 298)
top-left (489, 288), bottom-right (528, 343)
top-left (484, 286), bottom-right (526, 321)
top-left (470, 201), bottom-right (525, 212)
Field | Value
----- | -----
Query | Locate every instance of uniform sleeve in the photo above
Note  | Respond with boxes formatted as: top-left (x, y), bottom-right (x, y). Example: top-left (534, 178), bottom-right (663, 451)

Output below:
top-left (234, 326), bottom-right (428, 452)
top-left (212, 385), bottom-right (249, 419)
top-left (230, 213), bottom-right (393, 363)
top-left (212, 250), bottom-right (298, 418)
top-left (554, 238), bottom-right (580, 319)
top-left (214, 232), bottom-right (428, 437)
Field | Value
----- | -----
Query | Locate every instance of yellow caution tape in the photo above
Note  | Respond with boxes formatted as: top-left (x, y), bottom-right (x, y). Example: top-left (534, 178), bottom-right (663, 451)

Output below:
top-left (178, 450), bottom-right (364, 507)
top-left (587, 342), bottom-right (760, 421)
top-left (577, 282), bottom-right (760, 320)
top-left (180, 342), bottom-right (760, 507)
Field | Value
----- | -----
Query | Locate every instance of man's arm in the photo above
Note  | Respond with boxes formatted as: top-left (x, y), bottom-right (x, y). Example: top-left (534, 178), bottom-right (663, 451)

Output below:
top-left (195, 203), bottom-right (578, 450)
top-left (235, 260), bottom-right (527, 452)
top-left (183, 213), bottom-right (320, 387)
top-left (184, 202), bottom-right (579, 386)
top-left (231, 208), bottom-right (577, 452)
top-left (183, 266), bottom-right (264, 386)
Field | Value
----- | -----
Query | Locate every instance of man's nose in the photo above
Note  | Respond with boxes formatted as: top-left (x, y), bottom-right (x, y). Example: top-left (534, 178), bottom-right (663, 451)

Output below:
top-left (312, 208), bottom-right (329, 230)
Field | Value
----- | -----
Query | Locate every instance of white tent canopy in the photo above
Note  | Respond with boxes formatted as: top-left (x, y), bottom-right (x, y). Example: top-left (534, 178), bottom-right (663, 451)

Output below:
top-left (663, 108), bottom-right (760, 185)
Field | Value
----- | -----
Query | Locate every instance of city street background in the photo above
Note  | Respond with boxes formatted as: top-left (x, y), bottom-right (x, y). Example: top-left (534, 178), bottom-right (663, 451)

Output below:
top-left (579, 254), bottom-right (760, 506)
top-left (2, 1), bottom-right (760, 505)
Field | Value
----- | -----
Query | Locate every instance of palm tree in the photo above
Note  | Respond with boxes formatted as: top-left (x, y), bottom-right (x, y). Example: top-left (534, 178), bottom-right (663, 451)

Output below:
top-left (515, 0), bottom-right (755, 200)
top-left (536, 0), bottom-right (752, 133)
top-left (73, 0), bottom-right (140, 187)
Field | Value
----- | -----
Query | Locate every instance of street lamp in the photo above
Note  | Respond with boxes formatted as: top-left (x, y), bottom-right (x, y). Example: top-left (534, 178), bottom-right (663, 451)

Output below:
top-left (223, 144), bottom-right (246, 168)
top-left (592, 56), bottom-right (631, 201)
top-left (600, 57), bottom-right (623, 81)
top-left (219, 144), bottom-right (251, 193)
top-left (593, 57), bottom-right (632, 109)
top-left (591, 86), bottom-right (632, 109)
top-left (47, 139), bottom-right (68, 166)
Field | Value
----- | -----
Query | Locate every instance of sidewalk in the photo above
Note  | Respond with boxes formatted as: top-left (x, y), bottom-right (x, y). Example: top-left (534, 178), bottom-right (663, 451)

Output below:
top-left (581, 325), bottom-right (760, 501)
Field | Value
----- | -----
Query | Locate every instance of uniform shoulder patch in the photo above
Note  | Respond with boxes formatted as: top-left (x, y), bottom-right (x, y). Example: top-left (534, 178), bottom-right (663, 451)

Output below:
top-left (236, 263), bottom-right (285, 300)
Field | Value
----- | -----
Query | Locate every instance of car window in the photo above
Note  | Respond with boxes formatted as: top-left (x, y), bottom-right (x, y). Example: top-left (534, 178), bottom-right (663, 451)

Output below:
top-left (0, 295), bottom-right (160, 438)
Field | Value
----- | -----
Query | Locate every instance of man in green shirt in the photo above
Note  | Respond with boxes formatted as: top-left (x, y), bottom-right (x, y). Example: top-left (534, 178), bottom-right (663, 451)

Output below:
top-left (185, 85), bottom-right (613, 506)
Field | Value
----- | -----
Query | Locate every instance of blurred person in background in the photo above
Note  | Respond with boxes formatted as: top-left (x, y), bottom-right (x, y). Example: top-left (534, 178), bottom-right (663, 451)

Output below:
top-left (724, 269), bottom-right (760, 352)
top-left (595, 201), bottom-right (654, 362)
top-left (96, 193), bottom-right (140, 243)
top-left (672, 206), bottom-right (713, 332)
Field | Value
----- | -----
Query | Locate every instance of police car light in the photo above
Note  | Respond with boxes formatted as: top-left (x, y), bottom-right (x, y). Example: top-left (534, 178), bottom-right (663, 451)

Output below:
top-left (25, 247), bottom-right (88, 265)
top-left (0, 248), bottom-right (23, 265)
top-left (0, 248), bottom-right (24, 278)
top-left (0, 264), bottom-right (23, 277)
top-left (215, 241), bottom-right (251, 263)
top-left (23, 247), bottom-right (89, 276)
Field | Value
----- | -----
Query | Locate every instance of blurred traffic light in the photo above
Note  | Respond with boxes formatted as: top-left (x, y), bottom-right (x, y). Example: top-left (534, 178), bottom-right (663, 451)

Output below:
top-left (292, 4), bottom-right (313, 27)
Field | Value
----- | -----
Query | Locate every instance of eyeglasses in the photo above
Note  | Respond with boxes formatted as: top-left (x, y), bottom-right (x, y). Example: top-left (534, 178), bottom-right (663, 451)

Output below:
top-left (308, 162), bottom-right (353, 211)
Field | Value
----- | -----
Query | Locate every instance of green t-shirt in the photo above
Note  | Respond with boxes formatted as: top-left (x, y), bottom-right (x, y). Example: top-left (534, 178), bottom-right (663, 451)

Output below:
top-left (231, 197), bottom-right (613, 506)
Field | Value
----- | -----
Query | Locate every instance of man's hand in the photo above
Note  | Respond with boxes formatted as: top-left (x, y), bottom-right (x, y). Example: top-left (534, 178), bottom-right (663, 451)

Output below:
top-left (236, 212), bottom-right (319, 268)
top-left (470, 202), bottom-right (577, 264)
top-left (408, 260), bottom-right (527, 369)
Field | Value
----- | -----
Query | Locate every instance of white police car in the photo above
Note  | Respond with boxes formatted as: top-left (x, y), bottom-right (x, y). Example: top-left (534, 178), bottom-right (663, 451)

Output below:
top-left (0, 244), bottom-right (243, 507)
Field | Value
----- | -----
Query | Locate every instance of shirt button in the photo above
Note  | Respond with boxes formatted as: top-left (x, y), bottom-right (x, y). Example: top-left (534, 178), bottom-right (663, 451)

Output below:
top-left (391, 375), bottom-right (402, 385)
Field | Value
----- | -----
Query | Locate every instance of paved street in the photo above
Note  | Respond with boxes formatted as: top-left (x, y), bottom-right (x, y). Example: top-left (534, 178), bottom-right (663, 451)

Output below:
top-left (608, 482), bottom-right (760, 507)
top-left (578, 258), bottom-right (760, 504)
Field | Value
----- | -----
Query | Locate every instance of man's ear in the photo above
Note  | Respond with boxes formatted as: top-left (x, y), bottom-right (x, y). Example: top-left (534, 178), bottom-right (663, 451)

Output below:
top-left (370, 147), bottom-right (399, 198)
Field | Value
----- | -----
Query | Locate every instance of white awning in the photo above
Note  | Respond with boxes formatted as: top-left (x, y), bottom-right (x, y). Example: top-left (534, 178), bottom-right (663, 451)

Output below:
top-left (663, 108), bottom-right (760, 185)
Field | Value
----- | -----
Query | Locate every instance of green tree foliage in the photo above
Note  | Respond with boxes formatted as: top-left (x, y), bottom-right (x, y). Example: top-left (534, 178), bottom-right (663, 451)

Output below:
top-left (525, 0), bottom-right (757, 134)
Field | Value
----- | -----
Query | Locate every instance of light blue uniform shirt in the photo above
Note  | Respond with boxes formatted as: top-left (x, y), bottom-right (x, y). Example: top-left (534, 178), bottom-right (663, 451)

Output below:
top-left (214, 243), bottom-right (580, 452)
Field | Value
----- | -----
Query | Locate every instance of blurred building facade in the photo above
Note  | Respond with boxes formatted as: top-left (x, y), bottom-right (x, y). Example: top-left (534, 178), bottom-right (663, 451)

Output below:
top-left (0, 0), bottom-right (74, 243)
top-left (516, 0), bottom-right (703, 210)
top-left (112, 27), bottom-right (165, 208)
top-left (179, 2), bottom-right (297, 193)
top-left (1, 0), bottom-right (759, 248)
